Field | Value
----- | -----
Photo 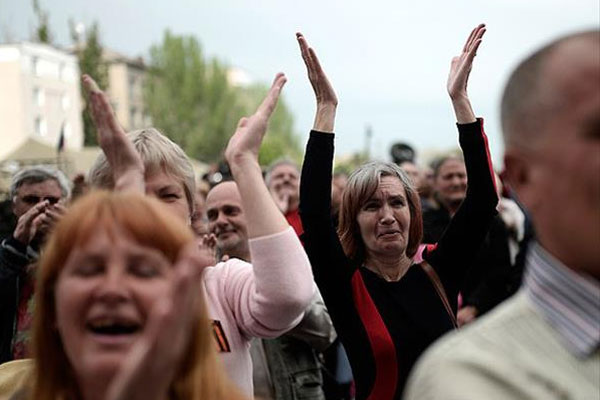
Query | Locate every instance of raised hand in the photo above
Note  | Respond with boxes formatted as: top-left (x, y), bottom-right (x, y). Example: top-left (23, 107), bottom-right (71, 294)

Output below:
top-left (223, 73), bottom-right (291, 238)
top-left (13, 201), bottom-right (49, 244)
top-left (447, 24), bottom-right (486, 101)
top-left (106, 244), bottom-right (206, 400)
top-left (82, 74), bottom-right (145, 193)
top-left (447, 24), bottom-right (486, 123)
top-left (296, 32), bottom-right (337, 133)
top-left (224, 73), bottom-right (287, 166)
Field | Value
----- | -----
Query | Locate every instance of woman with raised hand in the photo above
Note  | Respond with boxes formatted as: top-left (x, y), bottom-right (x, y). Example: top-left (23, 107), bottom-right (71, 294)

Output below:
top-left (75, 73), bottom-right (314, 396)
top-left (297, 24), bottom-right (497, 399)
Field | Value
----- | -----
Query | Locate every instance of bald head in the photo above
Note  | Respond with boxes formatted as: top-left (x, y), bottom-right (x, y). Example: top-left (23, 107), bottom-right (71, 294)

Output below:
top-left (206, 181), bottom-right (250, 261)
top-left (501, 30), bottom-right (600, 149)
top-left (501, 30), bottom-right (600, 278)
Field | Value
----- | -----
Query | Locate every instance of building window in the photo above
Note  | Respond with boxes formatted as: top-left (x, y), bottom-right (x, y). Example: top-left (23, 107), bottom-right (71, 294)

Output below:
top-left (35, 117), bottom-right (47, 137)
top-left (32, 57), bottom-right (40, 76)
top-left (33, 87), bottom-right (45, 107)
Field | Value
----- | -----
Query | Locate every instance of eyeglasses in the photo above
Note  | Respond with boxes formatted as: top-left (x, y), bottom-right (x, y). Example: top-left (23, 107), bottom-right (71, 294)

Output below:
top-left (20, 195), bottom-right (60, 205)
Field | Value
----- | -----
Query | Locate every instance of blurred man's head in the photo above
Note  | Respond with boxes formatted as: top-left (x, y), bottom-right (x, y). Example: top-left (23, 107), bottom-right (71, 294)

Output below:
top-left (399, 161), bottom-right (422, 189)
top-left (11, 166), bottom-right (70, 218)
top-left (502, 30), bottom-right (600, 278)
top-left (205, 181), bottom-right (250, 261)
top-left (432, 156), bottom-right (467, 213)
top-left (265, 159), bottom-right (300, 213)
top-left (419, 165), bottom-right (435, 198)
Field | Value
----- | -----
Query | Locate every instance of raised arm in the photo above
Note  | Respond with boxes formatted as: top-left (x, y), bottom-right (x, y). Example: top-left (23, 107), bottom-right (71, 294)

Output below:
top-left (82, 75), bottom-right (145, 193)
top-left (224, 73), bottom-right (290, 238)
top-left (298, 33), bottom-right (357, 314)
top-left (447, 24), bottom-right (485, 124)
top-left (297, 32), bottom-right (338, 133)
top-left (425, 24), bottom-right (498, 301)
top-left (221, 74), bottom-right (314, 336)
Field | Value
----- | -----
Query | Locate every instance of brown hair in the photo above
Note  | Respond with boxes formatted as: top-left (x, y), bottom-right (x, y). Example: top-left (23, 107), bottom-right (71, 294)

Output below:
top-left (338, 161), bottom-right (423, 263)
top-left (28, 191), bottom-right (245, 400)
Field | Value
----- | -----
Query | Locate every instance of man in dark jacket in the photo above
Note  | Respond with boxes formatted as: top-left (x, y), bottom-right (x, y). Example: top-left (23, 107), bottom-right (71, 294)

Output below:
top-left (0, 166), bottom-right (70, 363)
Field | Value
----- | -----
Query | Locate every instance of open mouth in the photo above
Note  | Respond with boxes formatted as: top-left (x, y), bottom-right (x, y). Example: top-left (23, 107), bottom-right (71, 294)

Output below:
top-left (86, 318), bottom-right (141, 336)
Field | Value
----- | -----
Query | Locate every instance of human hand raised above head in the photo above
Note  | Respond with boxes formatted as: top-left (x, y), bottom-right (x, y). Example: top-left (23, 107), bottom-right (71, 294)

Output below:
top-left (447, 24), bottom-right (486, 124)
top-left (296, 32), bottom-right (337, 133)
top-left (82, 74), bottom-right (145, 193)
top-left (224, 73), bottom-right (287, 168)
top-left (447, 24), bottom-right (486, 102)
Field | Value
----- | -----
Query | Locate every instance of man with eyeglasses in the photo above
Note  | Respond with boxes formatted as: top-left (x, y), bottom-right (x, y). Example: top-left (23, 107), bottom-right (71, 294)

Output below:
top-left (1, 166), bottom-right (70, 363)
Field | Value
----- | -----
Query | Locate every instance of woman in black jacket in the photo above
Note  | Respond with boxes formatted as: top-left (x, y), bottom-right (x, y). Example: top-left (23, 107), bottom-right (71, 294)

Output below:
top-left (297, 24), bottom-right (498, 399)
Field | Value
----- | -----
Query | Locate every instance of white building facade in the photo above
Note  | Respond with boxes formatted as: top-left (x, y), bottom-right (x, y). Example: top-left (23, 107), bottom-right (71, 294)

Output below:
top-left (0, 42), bottom-right (84, 160)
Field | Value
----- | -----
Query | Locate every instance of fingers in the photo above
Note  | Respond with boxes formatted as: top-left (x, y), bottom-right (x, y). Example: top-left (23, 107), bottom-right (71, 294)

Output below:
top-left (296, 32), bottom-right (325, 80)
top-left (256, 73), bottom-right (286, 118)
top-left (296, 32), bottom-right (313, 70)
top-left (462, 25), bottom-right (478, 53)
top-left (17, 201), bottom-right (48, 229)
top-left (82, 74), bottom-right (124, 143)
top-left (462, 24), bottom-right (485, 53)
top-left (465, 24), bottom-right (486, 54)
top-left (467, 38), bottom-right (483, 62)
top-left (82, 74), bottom-right (101, 94)
top-left (237, 117), bottom-right (249, 129)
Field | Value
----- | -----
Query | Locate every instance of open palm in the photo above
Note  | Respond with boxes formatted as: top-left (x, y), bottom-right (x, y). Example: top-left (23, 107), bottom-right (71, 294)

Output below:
top-left (225, 73), bottom-right (287, 164)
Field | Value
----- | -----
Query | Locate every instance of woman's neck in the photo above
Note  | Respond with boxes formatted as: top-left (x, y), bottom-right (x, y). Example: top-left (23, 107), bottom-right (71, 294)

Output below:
top-left (364, 252), bottom-right (413, 282)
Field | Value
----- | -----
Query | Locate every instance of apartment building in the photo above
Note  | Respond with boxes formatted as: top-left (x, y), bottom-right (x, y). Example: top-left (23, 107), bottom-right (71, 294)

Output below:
top-left (104, 48), bottom-right (149, 132)
top-left (0, 42), bottom-right (84, 160)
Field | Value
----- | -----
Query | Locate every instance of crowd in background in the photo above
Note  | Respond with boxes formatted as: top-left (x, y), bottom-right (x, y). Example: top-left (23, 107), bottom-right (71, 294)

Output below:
top-left (0, 23), bottom-right (598, 400)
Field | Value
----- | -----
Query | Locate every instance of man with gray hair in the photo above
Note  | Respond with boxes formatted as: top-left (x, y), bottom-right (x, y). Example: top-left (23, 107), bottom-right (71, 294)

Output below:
top-left (266, 159), bottom-right (303, 236)
top-left (0, 166), bottom-right (70, 363)
top-left (405, 30), bottom-right (599, 399)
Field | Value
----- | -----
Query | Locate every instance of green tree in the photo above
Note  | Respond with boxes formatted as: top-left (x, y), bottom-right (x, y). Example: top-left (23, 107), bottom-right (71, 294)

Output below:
top-left (32, 0), bottom-right (51, 43)
top-left (236, 84), bottom-right (300, 165)
top-left (70, 22), bottom-right (108, 146)
top-left (144, 31), bottom-right (300, 164)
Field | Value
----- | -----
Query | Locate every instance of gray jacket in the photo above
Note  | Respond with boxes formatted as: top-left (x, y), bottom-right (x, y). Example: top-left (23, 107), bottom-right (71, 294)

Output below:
top-left (252, 290), bottom-right (336, 400)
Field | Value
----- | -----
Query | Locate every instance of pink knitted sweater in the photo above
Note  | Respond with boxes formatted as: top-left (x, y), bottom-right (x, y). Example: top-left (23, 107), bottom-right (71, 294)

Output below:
top-left (203, 227), bottom-right (315, 395)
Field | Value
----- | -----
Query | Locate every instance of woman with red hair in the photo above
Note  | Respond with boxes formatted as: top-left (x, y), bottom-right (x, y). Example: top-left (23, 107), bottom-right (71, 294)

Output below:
top-left (0, 191), bottom-right (247, 400)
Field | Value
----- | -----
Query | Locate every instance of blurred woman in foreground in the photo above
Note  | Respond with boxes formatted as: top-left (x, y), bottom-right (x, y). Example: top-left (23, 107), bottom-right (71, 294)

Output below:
top-left (0, 191), bottom-right (246, 400)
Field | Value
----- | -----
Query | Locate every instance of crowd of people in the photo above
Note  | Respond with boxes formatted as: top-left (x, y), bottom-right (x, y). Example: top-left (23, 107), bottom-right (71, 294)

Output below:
top-left (0, 23), bottom-right (598, 400)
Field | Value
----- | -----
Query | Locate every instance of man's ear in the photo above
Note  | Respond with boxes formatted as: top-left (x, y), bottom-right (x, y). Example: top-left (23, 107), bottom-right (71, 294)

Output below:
top-left (503, 151), bottom-right (538, 212)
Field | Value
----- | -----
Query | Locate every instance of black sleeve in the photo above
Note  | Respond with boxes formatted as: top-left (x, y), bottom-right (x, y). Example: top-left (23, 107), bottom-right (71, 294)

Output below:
top-left (299, 131), bottom-right (357, 318)
top-left (424, 119), bottom-right (499, 305)
top-left (0, 237), bottom-right (30, 281)
top-left (463, 216), bottom-right (514, 314)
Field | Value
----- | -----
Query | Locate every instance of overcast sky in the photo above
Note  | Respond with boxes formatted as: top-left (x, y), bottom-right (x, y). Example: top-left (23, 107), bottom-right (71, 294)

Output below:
top-left (1, 0), bottom-right (598, 167)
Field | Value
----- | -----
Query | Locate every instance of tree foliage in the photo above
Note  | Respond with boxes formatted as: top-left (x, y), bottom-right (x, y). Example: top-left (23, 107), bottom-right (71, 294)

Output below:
top-left (32, 0), bottom-right (51, 44)
top-left (144, 31), bottom-right (300, 165)
top-left (70, 22), bottom-right (108, 146)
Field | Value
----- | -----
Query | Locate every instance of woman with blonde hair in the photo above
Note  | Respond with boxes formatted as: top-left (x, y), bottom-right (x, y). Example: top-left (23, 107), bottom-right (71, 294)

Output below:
top-left (1, 190), bottom-right (246, 400)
